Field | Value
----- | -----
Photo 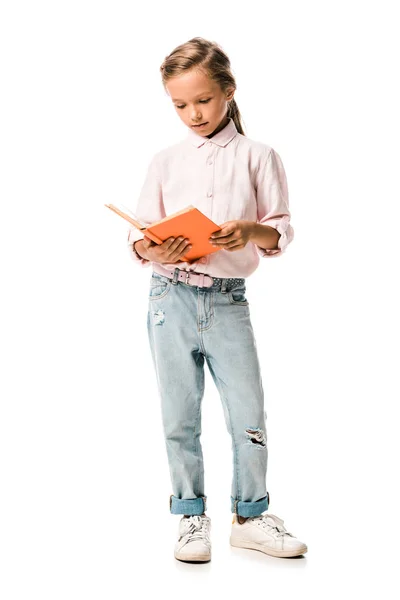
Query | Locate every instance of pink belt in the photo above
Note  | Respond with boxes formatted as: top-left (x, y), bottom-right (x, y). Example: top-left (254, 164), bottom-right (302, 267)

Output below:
top-left (152, 263), bottom-right (214, 288)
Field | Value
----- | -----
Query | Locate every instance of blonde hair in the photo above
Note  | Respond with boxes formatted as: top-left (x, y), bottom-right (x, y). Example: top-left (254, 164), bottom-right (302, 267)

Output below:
top-left (160, 37), bottom-right (246, 136)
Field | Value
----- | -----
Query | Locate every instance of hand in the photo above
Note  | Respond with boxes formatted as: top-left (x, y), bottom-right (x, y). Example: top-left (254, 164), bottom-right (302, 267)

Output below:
top-left (140, 235), bottom-right (192, 264)
top-left (209, 220), bottom-right (254, 252)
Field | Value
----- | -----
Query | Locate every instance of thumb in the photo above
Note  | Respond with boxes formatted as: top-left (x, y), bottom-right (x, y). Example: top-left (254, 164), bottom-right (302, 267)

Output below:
top-left (142, 235), bottom-right (152, 247)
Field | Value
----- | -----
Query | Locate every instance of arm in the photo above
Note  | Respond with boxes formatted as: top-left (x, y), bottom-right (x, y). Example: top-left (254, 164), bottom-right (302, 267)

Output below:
top-left (126, 152), bottom-right (166, 267)
top-left (253, 147), bottom-right (294, 257)
top-left (133, 238), bottom-right (150, 260)
top-left (248, 222), bottom-right (281, 251)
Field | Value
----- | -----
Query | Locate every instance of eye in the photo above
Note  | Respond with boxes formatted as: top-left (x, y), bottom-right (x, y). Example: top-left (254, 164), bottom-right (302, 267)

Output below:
top-left (175, 99), bottom-right (211, 110)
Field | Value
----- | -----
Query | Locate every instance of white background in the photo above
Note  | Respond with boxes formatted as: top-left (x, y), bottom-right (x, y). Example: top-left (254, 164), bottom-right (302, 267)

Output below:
top-left (1, 1), bottom-right (399, 598)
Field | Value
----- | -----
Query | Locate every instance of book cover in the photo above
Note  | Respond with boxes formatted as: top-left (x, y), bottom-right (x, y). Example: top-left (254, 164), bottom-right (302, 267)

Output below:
top-left (106, 203), bottom-right (222, 262)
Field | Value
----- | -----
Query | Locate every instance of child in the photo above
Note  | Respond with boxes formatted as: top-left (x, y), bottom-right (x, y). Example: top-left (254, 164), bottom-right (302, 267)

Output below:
top-left (127, 37), bottom-right (307, 563)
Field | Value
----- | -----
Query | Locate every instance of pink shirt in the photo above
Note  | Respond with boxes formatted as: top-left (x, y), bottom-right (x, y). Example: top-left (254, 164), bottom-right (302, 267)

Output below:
top-left (127, 118), bottom-right (294, 278)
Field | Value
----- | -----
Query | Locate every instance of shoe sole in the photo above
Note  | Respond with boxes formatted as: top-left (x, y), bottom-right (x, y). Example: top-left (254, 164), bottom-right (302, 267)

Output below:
top-left (230, 536), bottom-right (307, 558)
top-left (174, 551), bottom-right (211, 562)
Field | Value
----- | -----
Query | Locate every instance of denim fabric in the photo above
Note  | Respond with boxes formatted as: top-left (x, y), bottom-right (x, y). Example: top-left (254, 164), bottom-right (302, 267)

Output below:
top-left (147, 268), bottom-right (270, 517)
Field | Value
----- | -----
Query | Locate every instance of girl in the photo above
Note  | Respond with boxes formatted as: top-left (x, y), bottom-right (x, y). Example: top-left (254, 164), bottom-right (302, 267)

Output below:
top-left (127, 37), bottom-right (307, 563)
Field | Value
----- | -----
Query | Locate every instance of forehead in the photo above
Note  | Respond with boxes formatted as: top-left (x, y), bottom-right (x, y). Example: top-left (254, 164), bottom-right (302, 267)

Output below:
top-left (166, 69), bottom-right (219, 102)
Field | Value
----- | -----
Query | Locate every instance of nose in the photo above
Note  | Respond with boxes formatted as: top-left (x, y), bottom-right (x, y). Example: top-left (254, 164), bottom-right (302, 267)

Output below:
top-left (191, 110), bottom-right (202, 123)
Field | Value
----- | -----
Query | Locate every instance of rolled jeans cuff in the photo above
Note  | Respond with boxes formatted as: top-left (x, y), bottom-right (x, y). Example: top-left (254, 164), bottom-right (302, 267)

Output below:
top-left (231, 493), bottom-right (269, 517)
top-left (170, 494), bottom-right (207, 515)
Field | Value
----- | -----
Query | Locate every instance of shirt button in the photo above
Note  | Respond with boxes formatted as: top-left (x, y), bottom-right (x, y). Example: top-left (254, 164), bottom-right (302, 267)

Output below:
top-left (199, 257), bottom-right (207, 263)
top-left (207, 191), bottom-right (213, 197)
top-left (208, 160), bottom-right (213, 165)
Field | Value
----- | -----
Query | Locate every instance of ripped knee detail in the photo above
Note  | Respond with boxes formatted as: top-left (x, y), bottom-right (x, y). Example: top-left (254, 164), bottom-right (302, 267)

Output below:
top-left (245, 427), bottom-right (267, 447)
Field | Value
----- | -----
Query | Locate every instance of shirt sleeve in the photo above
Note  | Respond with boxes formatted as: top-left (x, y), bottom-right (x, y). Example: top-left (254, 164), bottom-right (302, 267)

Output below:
top-left (254, 147), bottom-right (294, 258)
top-left (127, 152), bottom-right (166, 267)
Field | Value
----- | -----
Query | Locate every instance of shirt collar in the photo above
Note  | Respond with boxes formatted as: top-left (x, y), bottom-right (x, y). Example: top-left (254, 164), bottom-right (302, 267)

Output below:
top-left (186, 117), bottom-right (238, 148)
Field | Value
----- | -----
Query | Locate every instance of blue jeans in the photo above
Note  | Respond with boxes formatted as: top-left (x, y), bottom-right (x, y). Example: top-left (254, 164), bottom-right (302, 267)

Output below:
top-left (147, 268), bottom-right (270, 518)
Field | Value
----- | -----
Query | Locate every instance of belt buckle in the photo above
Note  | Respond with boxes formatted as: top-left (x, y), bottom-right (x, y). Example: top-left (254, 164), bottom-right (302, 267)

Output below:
top-left (185, 271), bottom-right (191, 285)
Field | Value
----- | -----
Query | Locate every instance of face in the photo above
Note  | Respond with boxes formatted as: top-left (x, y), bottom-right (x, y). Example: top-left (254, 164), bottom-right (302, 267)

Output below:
top-left (165, 68), bottom-right (235, 138)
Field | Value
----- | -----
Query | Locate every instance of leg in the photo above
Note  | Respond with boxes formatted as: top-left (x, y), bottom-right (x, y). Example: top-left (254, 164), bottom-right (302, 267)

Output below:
top-left (147, 273), bottom-right (207, 516)
top-left (202, 282), bottom-right (269, 517)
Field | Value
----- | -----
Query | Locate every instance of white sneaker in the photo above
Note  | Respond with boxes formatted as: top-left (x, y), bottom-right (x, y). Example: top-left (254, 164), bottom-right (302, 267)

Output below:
top-left (174, 514), bottom-right (212, 562)
top-left (230, 512), bottom-right (308, 558)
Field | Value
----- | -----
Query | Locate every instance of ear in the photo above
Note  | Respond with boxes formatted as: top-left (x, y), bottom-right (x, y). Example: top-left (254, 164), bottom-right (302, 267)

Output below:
top-left (226, 87), bottom-right (235, 102)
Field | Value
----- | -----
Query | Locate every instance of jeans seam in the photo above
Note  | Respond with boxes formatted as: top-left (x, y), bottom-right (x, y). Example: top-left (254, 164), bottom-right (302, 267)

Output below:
top-left (197, 290), bottom-right (215, 333)
top-left (221, 391), bottom-right (239, 502)
top-left (205, 357), bottom-right (240, 505)
top-left (199, 291), bottom-right (215, 332)
top-left (194, 367), bottom-right (204, 496)
top-left (148, 282), bottom-right (171, 301)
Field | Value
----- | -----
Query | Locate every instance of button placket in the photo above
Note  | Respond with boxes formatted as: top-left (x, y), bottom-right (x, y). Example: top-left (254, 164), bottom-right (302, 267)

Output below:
top-left (206, 146), bottom-right (215, 200)
top-left (203, 144), bottom-right (215, 257)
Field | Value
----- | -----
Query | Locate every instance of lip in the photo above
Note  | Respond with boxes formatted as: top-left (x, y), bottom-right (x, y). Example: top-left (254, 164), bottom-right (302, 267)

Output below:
top-left (192, 122), bottom-right (208, 128)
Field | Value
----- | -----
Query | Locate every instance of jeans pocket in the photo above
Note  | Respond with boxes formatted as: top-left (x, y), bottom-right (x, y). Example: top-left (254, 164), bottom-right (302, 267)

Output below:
top-left (149, 273), bottom-right (172, 300)
top-left (228, 284), bottom-right (249, 306)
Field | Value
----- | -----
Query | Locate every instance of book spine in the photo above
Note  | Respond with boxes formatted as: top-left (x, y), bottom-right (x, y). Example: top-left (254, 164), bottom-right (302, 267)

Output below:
top-left (143, 227), bottom-right (163, 245)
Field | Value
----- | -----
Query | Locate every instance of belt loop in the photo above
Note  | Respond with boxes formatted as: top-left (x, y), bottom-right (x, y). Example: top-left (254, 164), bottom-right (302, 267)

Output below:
top-left (221, 278), bottom-right (227, 294)
top-left (172, 267), bottom-right (179, 285)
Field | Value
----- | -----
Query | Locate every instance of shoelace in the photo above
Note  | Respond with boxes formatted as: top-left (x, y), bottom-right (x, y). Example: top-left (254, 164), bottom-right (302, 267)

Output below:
top-left (179, 515), bottom-right (211, 546)
top-left (250, 513), bottom-right (295, 538)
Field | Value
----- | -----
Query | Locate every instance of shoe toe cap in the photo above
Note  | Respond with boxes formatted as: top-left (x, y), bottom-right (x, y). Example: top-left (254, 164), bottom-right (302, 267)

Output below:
top-left (186, 540), bottom-right (211, 555)
top-left (175, 540), bottom-right (211, 560)
top-left (284, 537), bottom-right (308, 553)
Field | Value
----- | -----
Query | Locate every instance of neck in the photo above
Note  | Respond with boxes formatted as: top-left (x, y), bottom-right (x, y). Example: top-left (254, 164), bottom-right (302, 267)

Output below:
top-left (206, 115), bottom-right (230, 139)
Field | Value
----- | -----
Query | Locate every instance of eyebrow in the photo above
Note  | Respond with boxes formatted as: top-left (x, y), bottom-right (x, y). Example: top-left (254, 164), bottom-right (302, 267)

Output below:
top-left (171, 92), bottom-right (213, 102)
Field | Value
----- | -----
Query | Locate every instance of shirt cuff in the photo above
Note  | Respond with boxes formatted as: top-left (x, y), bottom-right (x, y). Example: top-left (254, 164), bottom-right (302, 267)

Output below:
top-left (256, 216), bottom-right (294, 258)
top-left (127, 228), bottom-right (152, 267)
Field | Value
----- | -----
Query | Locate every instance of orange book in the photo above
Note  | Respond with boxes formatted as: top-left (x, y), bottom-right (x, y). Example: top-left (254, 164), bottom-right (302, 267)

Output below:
top-left (105, 203), bottom-right (222, 263)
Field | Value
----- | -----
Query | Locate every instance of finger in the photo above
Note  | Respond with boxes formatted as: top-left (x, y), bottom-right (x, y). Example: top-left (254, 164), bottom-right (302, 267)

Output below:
top-left (170, 240), bottom-right (192, 260)
top-left (212, 238), bottom-right (241, 249)
top-left (169, 236), bottom-right (189, 252)
top-left (210, 232), bottom-right (236, 242)
top-left (160, 237), bottom-right (186, 259)
top-left (175, 239), bottom-right (192, 256)
top-left (178, 241), bottom-right (192, 256)
top-left (164, 236), bottom-right (188, 251)
top-left (212, 237), bottom-right (237, 247)
top-left (143, 236), bottom-right (156, 247)
top-left (210, 232), bottom-right (226, 239)
top-left (224, 241), bottom-right (244, 251)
